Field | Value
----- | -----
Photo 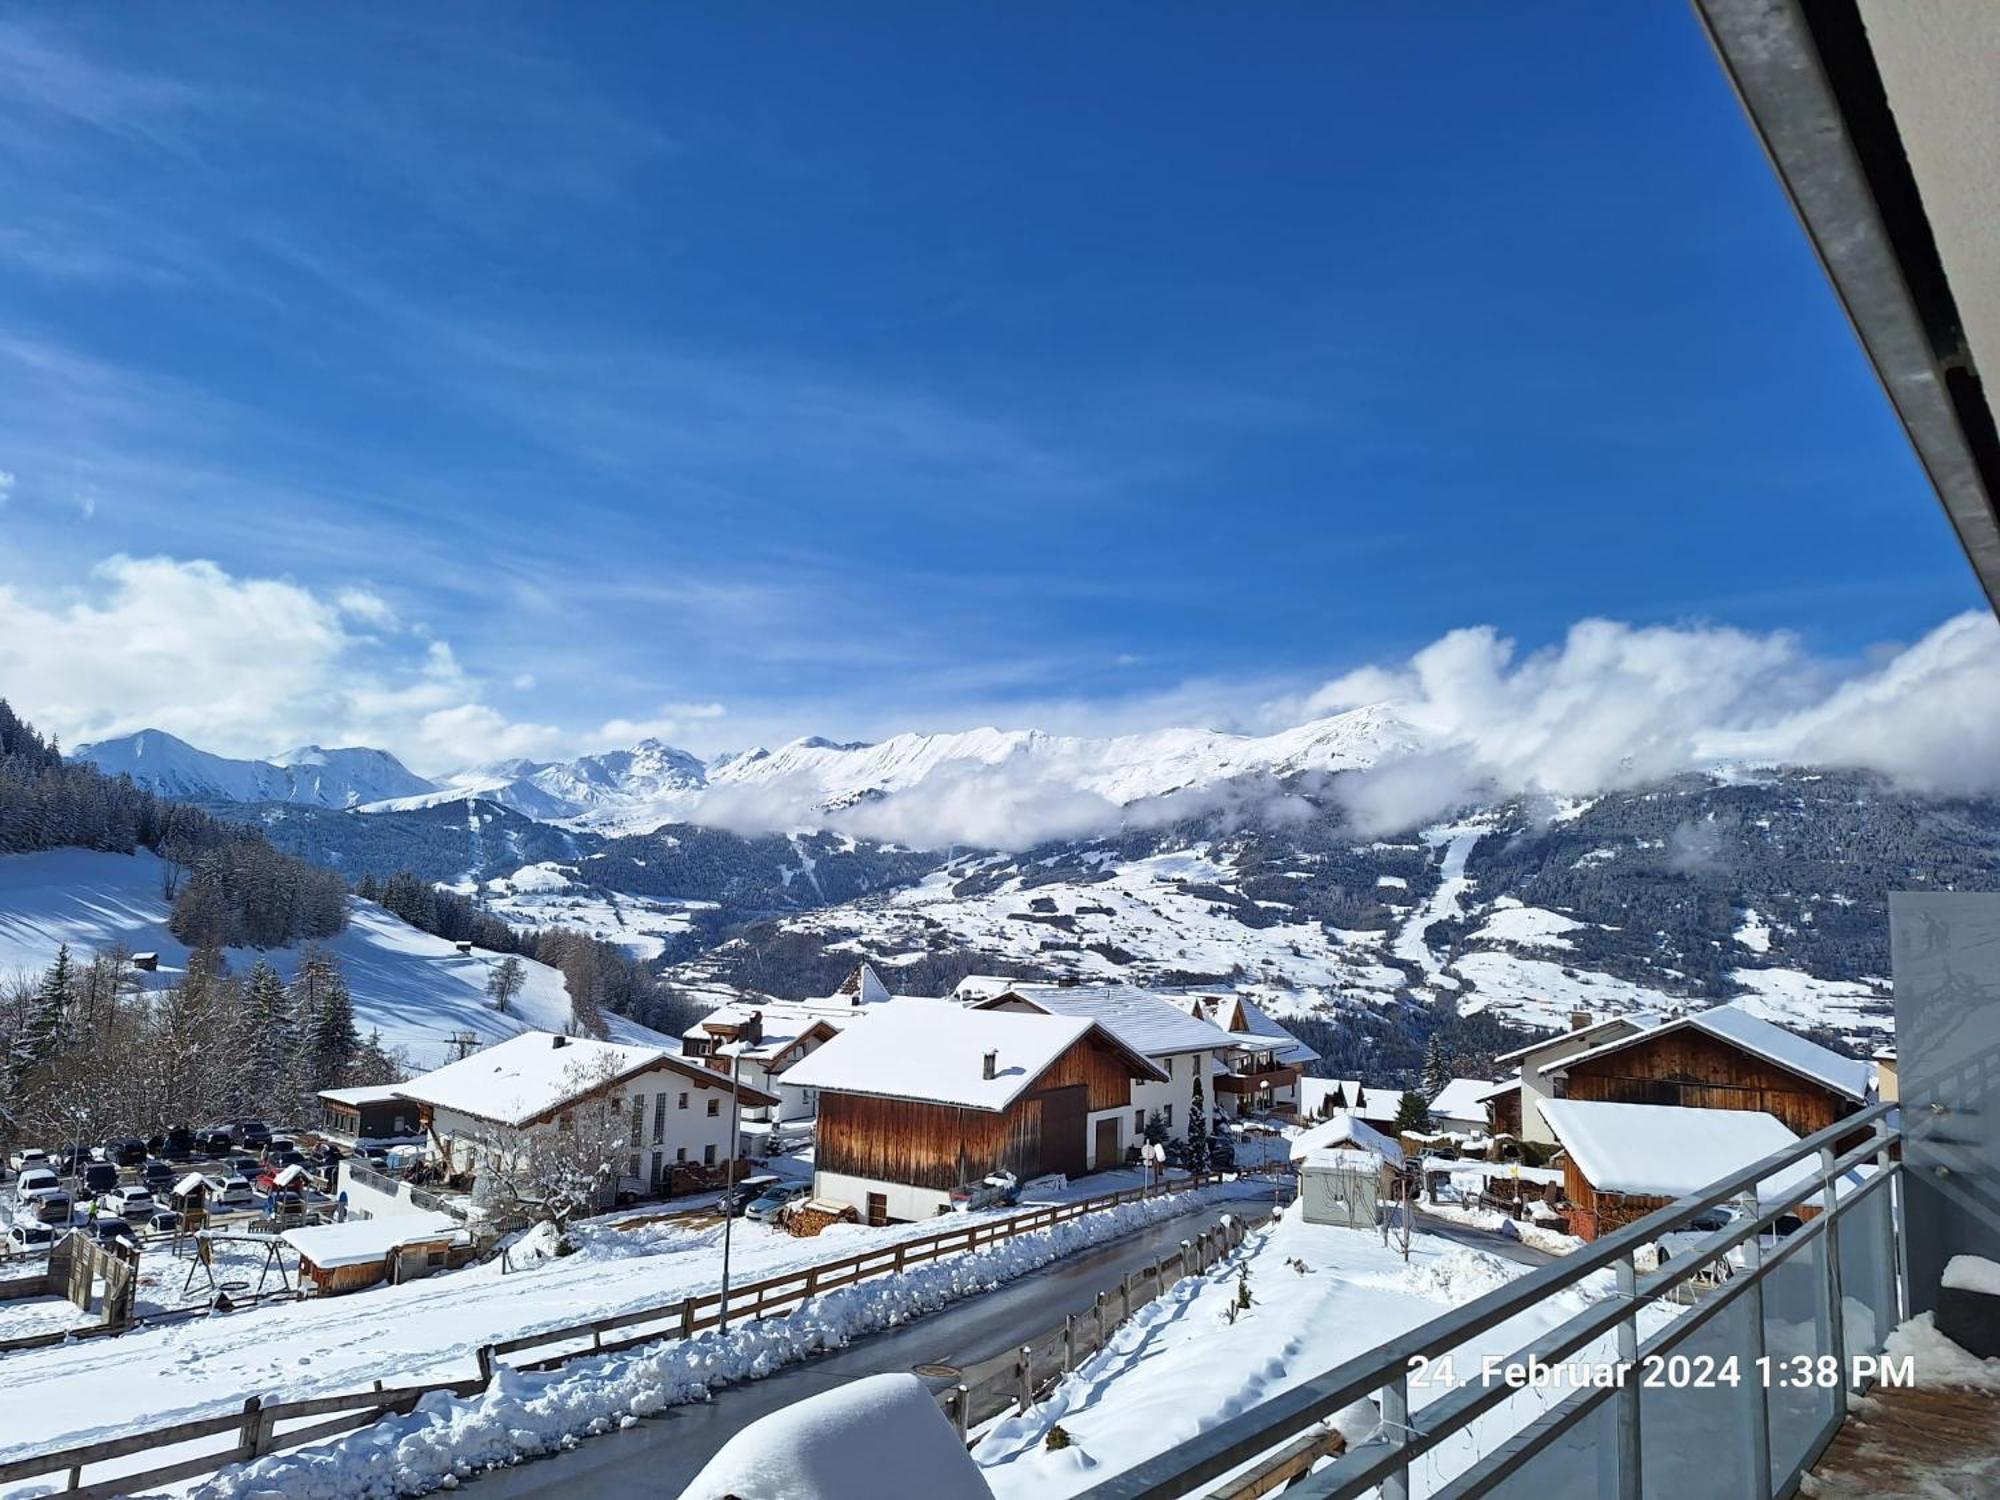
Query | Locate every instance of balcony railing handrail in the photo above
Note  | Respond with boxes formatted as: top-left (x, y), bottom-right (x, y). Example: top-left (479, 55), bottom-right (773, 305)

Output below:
top-left (1075, 1098), bottom-right (1899, 1500)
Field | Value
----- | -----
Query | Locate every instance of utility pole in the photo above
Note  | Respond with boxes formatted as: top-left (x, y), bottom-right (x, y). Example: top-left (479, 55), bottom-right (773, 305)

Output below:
top-left (718, 1048), bottom-right (743, 1335)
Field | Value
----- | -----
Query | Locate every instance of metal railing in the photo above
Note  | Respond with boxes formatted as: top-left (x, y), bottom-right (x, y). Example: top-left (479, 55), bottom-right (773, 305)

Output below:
top-left (1077, 1100), bottom-right (1904, 1500)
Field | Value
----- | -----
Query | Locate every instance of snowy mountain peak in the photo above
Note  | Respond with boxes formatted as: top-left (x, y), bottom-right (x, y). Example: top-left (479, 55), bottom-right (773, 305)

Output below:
top-left (74, 731), bottom-right (437, 808)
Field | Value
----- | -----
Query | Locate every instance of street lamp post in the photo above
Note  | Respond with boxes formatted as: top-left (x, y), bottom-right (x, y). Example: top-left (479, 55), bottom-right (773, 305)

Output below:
top-left (718, 1048), bottom-right (743, 1335)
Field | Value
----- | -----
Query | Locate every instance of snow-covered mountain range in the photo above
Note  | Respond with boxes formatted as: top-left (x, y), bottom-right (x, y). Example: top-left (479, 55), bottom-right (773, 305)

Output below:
top-left (77, 704), bottom-right (1425, 839)
top-left (74, 728), bottom-right (437, 809)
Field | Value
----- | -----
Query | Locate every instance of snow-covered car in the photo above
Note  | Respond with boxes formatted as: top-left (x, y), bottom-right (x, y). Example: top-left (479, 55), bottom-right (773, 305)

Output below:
top-left (744, 1183), bottom-right (812, 1223)
top-left (6, 1148), bottom-right (51, 1176)
top-left (14, 1168), bottom-right (62, 1203)
top-left (204, 1174), bottom-right (255, 1210)
top-left (5, 1220), bottom-right (55, 1253)
top-left (100, 1186), bottom-right (155, 1219)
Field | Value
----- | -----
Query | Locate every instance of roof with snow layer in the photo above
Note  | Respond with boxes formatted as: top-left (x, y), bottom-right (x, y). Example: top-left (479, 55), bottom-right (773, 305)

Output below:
top-left (1430, 1078), bottom-right (1501, 1124)
top-left (1182, 993), bottom-right (1320, 1065)
top-left (1289, 1111), bottom-right (1406, 1166)
top-left (1298, 1076), bottom-right (1400, 1123)
top-left (1535, 1098), bottom-right (1824, 1203)
top-left (1552, 1005), bottom-right (1869, 1102)
top-left (974, 984), bottom-right (1238, 1058)
top-left (1492, 1011), bottom-right (1663, 1066)
top-left (394, 1031), bottom-right (777, 1127)
top-left (779, 998), bottom-right (1167, 1111)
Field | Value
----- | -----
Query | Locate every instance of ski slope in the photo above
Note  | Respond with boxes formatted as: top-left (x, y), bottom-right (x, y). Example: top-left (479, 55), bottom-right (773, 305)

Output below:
top-left (0, 849), bottom-right (667, 1067)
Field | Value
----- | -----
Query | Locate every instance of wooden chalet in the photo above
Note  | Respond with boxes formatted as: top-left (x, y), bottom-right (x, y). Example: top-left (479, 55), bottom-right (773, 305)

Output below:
top-left (1548, 1005), bottom-right (1871, 1142)
top-left (781, 999), bottom-right (1169, 1223)
top-left (281, 1212), bottom-right (470, 1296)
top-left (318, 1083), bottom-right (424, 1143)
top-left (1537, 1098), bottom-right (1837, 1242)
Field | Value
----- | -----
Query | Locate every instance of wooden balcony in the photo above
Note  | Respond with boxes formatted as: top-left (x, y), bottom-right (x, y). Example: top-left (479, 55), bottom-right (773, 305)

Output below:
top-left (1214, 1063), bottom-right (1301, 1096)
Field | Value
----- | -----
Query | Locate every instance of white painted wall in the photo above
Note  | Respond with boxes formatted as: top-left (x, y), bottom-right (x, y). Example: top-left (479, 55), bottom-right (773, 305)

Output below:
top-left (813, 1168), bottom-right (950, 1224)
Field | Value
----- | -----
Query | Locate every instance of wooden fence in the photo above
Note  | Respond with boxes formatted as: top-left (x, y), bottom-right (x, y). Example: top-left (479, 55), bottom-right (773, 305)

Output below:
top-left (0, 1170), bottom-right (1285, 1495)
top-left (933, 1213), bottom-right (1253, 1439)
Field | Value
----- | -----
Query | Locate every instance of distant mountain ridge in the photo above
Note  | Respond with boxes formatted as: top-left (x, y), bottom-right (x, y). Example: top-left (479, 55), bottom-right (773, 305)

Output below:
top-left (74, 729), bottom-right (437, 808)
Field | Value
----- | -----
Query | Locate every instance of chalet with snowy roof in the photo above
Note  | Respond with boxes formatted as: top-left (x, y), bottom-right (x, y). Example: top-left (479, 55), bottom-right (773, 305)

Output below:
top-left (393, 1031), bottom-right (778, 1200)
top-left (1429, 1077), bottom-right (1502, 1135)
top-left (781, 999), bottom-right (1168, 1223)
top-left (1536, 1098), bottom-right (1842, 1242)
top-left (970, 984), bottom-right (1237, 1150)
top-left (1288, 1110), bottom-right (1406, 1169)
top-left (1546, 1005), bottom-right (1870, 1143)
top-left (681, 1005), bottom-right (843, 1124)
top-left (317, 1082), bottom-right (423, 1144)
top-left (1486, 1009), bottom-right (1663, 1144)
top-left (1298, 1077), bottom-right (1400, 1127)
top-left (1172, 994), bottom-right (1319, 1117)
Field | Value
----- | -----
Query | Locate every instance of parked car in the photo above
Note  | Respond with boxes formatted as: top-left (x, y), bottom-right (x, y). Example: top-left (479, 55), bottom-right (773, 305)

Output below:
top-left (197, 1127), bottom-right (235, 1156)
top-left (161, 1126), bottom-right (198, 1158)
top-left (719, 1175), bottom-right (778, 1217)
top-left (1207, 1138), bottom-right (1238, 1173)
top-left (30, 1192), bottom-right (72, 1225)
top-left (229, 1154), bottom-right (263, 1179)
top-left (262, 1138), bottom-right (297, 1162)
top-left (744, 1182), bottom-right (812, 1223)
top-left (204, 1174), bottom-right (255, 1210)
top-left (14, 1168), bottom-right (62, 1203)
top-left (5, 1220), bottom-right (55, 1253)
top-left (6, 1148), bottom-right (51, 1175)
top-left (231, 1121), bottom-right (273, 1148)
top-left (54, 1145), bottom-right (94, 1176)
top-left (98, 1137), bottom-right (147, 1167)
top-left (99, 1186), bottom-right (155, 1220)
top-left (81, 1163), bottom-right (120, 1197)
top-left (147, 1208), bottom-right (182, 1233)
top-left (86, 1216), bottom-right (137, 1248)
top-left (140, 1158), bottom-right (176, 1189)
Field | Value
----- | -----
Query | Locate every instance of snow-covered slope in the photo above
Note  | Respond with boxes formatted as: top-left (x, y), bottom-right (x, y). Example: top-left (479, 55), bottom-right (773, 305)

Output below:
top-left (74, 730), bottom-right (437, 808)
top-left (0, 849), bottom-right (667, 1067)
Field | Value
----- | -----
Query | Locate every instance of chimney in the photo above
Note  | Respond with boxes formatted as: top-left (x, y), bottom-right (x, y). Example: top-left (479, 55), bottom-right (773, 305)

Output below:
top-left (1568, 1010), bottom-right (1592, 1032)
top-left (746, 1010), bottom-right (764, 1045)
top-left (982, 1049), bottom-right (998, 1081)
top-left (552, 1034), bottom-right (568, 1049)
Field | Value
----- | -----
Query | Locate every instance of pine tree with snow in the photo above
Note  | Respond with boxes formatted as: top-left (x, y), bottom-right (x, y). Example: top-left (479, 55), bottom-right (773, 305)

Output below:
top-left (1185, 1072), bottom-right (1210, 1176)
top-left (290, 946), bottom-right (357, 1104)
top-left (22, 944), bottom-right (74, 1068)
top-left (1421, 1035), bottom-right (1451, 1101)
top-left (239, 959), bottom-right (295, 1111)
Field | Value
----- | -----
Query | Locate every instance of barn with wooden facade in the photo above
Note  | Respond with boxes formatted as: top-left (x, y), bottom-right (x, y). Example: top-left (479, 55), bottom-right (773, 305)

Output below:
top-left (781, 999), bottom-right (1169, 1223)
top-left (1547, 1005), bottom-right (1871, 1142)
top-left (1536, 1099), bottom-right (1833, 1242)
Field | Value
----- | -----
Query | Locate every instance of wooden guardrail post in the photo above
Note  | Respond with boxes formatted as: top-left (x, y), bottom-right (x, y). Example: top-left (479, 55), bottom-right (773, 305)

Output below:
top-left (680, 1297), bottom-right (694, 1338)
top-left (1093, 1291), bottom-right (1106, 1354)
top-left (1016, 1345), bottom-right (1034, 1414)
top-left (1062, 1313), bottom-right (1075, 1374)
top-left (476, 1344), bottom-right (495, 1384)
top-left (236, 1395), bottom-right (265, 1461)
top-left (953, 1384), bottom-right (970, 1444)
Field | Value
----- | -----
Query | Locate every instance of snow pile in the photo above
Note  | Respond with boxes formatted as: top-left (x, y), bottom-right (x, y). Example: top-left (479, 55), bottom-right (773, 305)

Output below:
top-left (682, 1373), bottom-right (992, 1500)
top-left (181, 1191), bottom-right (1221, 1499)
top-left (1882, 1311), bottom-right (2000, 1391)
top-left (1397, 1248), bottom-right (1519, 1308)
top-left (1943, 1254), bottom-right (2000, 1297)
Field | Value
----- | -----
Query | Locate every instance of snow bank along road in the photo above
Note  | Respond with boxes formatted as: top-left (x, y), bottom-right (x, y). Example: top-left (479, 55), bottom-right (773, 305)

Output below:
top-left (459, 1198), bottom-right (1255, 1499)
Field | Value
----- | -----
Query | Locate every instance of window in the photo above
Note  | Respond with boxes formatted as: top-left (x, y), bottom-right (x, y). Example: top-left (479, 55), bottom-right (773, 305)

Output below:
top-left (675, 1147), bottom-right (687, 1163)
top-left (1134, 1109), bottom-right (1145, 1133)
top-left (628, 1097), bottom-right (643, 1147)
top-left (652, 1093), bottom-right (667, 1144)
top-left (707, 1097), bottom-right (720, 1117)
top-left (678, 1091), bottom-right (689, 1110)
top-left (626, 1153), bottom-right (640, 1180)
top-left (703, 1143), bottom-right (717, 1167)
top-left (426, 1249), bottom-right (446, 1268)
top-left (1164, 1104), bottom-right (1173, 1127)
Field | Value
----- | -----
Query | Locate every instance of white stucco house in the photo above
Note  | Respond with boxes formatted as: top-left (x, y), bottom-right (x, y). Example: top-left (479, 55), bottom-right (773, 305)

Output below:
top-left (1487, 1010), bottom-right (1662, 1145)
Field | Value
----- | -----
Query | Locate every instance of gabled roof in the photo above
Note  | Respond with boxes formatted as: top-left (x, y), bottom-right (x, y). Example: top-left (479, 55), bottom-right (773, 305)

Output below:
top-left (835, 961), bottom-right (893, 1005)
top-left (1180, 993), bottom-right (1320, 1065)
top-left (1536, 1099), bottom-right (1820, 1202)
top-left (1552, 1005), bottom-right (1869, 1102)
top-left (974, 985), bottom-right (1237, 1058)
top-left (1289, 1111), bottom-right (1406, 1167)
top-left (780, 998), bottom-right (1168, 1112)
top-left (1473, 1074), bottom-right (1520, 1103)
top-left (1430, 1078), bottom-right (1500, 1123)
top-left (319, 1083), bottom-right (409, 1108)
top-left (394, 1031), bottom-right (778, 1127)
top-left (1492, 1011), bottom-right (1662, 1066)
top-left (1298, 1077), bottom-right (1399, 1124)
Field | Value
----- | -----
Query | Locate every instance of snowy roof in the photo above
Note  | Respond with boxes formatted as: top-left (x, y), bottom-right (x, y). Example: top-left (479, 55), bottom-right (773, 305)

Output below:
top-left (1492, 1011), bottom-right (1662, 1065)
top-left (1301, 1147), bottom-right (1389, 1176)
top-left (394, 1031), bottom-right (775, 1127)
top-left (1536, 1099), bottom-right (1822, 1202)
top-left (1289, 1111), bottom-right (1406, 1167)
top-left (1474, 1075), bottom-right (1520, 1102)
top-left (319, 1083), bottom-right (409, 1107)
top-left (1298, 1077), bottom-right (1400, 1123)
top-left (1430, 1078), bottom-right (1500, 1123)
top-left (779, 999), bottom-right (1166, 1111)
top-left (173, 1172), bottom-right (208, 1197)
top-left (681, 1372), bottom-right (991, 1500)
top-left (281, 1211), bottom-right (463, 1270)
top-left (1178, 993), bottom-right (1319, 1064)
top-left (1554, 1005), bottom-right (1869, 1102)
top-left (951, 974), bottom-right (1029, 1002)
top-left (834, 961), bottom-right (893, 1006)
top-left (976, 985), bottom-right (1238, 1058)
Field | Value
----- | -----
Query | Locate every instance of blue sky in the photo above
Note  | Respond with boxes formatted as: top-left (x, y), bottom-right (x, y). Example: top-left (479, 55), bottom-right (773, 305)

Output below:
top-left (0, 5), bottom-right (1981, 770)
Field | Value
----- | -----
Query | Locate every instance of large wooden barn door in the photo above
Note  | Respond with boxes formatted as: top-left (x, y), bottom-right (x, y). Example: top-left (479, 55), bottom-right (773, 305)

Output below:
top-left (1035, 1085), bottom-right (1088, 1178)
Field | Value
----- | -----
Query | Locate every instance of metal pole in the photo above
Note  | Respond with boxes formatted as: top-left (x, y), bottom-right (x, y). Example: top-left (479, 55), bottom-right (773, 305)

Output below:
top-left (1818, 1144), bottom-right (1848, 1415)
top-left (719, 1050), bottom-right (742, 1335)
top-left (1613, 1251), bottom-right (1642, 1498)
top-left (1736, 1189), bottom-right (1774, 1500)
top-left (1380, 1371), bottom-right (1411, 1500)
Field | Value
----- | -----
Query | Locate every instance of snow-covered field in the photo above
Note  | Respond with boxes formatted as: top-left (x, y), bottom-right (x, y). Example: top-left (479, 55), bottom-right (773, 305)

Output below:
top-left (452, 861), bottom-right (714, 964)
top-left (0, 849), bottom-right (668, 1067)
top-left (975, 1203), bottom-right (1666, 1498)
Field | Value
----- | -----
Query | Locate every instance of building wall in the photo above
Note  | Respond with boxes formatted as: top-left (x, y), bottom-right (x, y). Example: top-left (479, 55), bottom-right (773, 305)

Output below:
top-left (813, 1168), bottom-right (949, 1224)
top-left (1516, 1023), bottom-right (1646, 1145)
top-left (1559, 1031), bottom-right (1857, 1140)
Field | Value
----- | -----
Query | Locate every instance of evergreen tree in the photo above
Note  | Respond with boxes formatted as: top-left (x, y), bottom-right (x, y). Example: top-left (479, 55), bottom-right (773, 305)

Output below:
top-left (1421, 1035), bottom-right (1451, 1100)
top-left (1143, 1109), bottom-right (1170, 1146)
top-left (1393, 1089), bottom-right (1433, 1135)
top-left (239, 959), bottom-right (295, 1113)
top-left (1185, 1072), bottom-right (1210, 1174)
top-left (290, 946), bottom-right (357, 1105)
top-left (23, 944), bottom-right (74, 1067)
